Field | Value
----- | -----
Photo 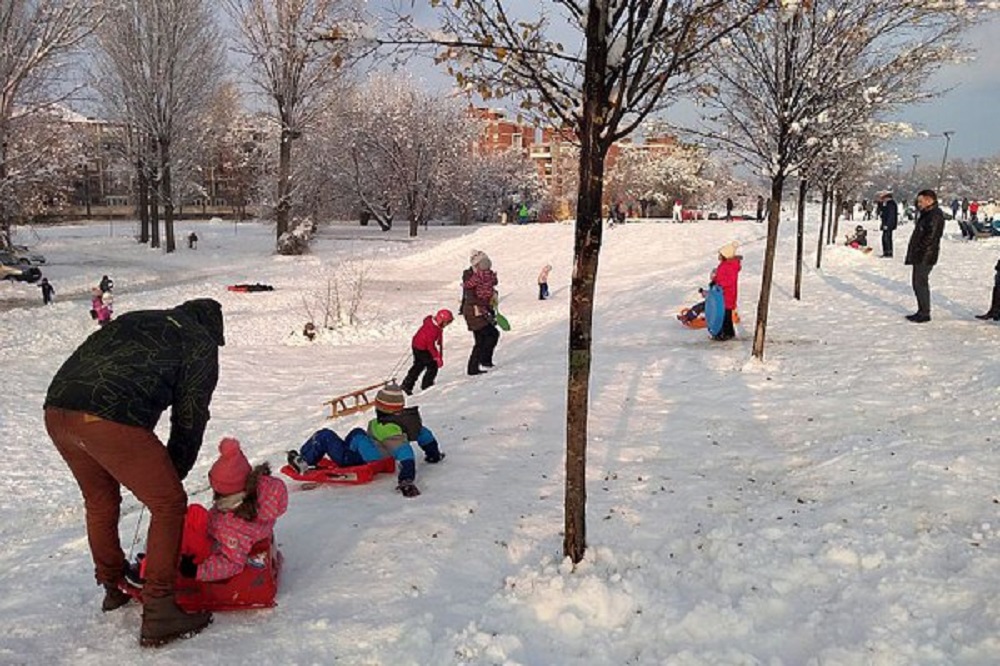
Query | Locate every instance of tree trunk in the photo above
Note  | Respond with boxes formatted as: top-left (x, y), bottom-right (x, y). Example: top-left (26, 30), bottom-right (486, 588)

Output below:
top-left (816, 185), bottom-right (827, 270)
top-left (276, 127), bottom-right (293, 242)
top-left (564, 0), bottom-right (610, 566)
top-left (161, 138), bottom-right (175, 253)
top-left (751, 176), bottom-right (785, 361)
top-left (149, 163), bottom-right (160, 249)
top-left (137, 157), bottom-right (149, 243)
top-left (794, 178), bottom-right (807, 300)
top-left (0, 135), bottom-right (11, 247)
top-left (832, 191), bottom-right (842, 244)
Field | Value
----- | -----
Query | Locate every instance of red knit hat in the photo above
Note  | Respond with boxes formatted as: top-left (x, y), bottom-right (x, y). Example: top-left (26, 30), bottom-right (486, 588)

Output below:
top-left (209, 437), bottom-right (252, 495)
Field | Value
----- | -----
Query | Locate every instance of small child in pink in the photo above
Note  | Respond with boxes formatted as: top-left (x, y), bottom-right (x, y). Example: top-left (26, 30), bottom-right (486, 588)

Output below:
top-left (182, 438), bottom-right (288, 581)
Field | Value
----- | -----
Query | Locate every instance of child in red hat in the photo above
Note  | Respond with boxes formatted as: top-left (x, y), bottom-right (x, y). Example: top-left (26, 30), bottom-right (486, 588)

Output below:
top-left (400, 309), bottom-right (453, 395)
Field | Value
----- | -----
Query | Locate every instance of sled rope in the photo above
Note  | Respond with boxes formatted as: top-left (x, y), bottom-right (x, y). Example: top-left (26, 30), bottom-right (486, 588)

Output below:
top-left (127, 507), bottom-right (146, 560)
top-left (322, 339), bottom-right (413, 420)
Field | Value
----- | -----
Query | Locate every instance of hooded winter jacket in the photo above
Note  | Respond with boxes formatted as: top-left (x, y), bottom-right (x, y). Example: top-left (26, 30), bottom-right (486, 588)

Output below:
top-left (44, 298), bottom-right (225, 480)
top-left (411, 315), bottom-right (444, 365)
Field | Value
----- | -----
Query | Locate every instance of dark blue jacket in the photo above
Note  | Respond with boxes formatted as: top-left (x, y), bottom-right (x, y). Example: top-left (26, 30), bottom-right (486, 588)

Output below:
top-left (880, 198), bottom-right (898, 231)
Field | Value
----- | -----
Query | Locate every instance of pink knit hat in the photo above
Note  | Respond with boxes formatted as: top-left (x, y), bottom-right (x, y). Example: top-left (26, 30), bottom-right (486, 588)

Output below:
top-left (209, 437), bottom-right (252, 495)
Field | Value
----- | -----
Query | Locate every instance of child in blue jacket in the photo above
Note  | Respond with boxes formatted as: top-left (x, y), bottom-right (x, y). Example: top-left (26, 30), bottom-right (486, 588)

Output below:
top-left (287, 384), bottom-right (443, 497)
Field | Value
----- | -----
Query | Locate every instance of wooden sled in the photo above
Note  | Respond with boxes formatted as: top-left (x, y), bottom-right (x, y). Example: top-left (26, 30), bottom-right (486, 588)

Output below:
top-left (324, 381), bottom-right (387, 419)
top-left (677, 309), bottom-right (739, 329)
top-left (280, 457), bottom-right (396, 485)
top-left (121, 537), bottom-right (282, 612)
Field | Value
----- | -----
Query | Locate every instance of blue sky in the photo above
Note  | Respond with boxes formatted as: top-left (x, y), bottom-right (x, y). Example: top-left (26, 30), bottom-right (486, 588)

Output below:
top-left (889, 17), bottom-right (1000, 161)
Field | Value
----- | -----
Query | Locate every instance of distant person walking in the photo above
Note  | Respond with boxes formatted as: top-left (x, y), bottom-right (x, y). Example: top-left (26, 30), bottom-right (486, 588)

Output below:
top-left (904, 189), bottom-right (946, 323)
top-left (961, 197), bottom-right (969, 221)
top-left (879, 192), bottom-right (898, 258)
top-left (39, 277), bottom-right (55, 305)
top-left (99, 275), bottom-right (114, 294)
top-left (187, 232), bottom-right (198, 250)
top-left (725, 197), bottom-right (734, 222)
top-left (756, 195), bottom-right (765, 223)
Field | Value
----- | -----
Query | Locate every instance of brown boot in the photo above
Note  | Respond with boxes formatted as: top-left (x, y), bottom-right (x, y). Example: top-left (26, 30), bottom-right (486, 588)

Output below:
top-left (101, 584), bottom-right (132, 612)
top-left (139, 596), bottom-right (212, 648)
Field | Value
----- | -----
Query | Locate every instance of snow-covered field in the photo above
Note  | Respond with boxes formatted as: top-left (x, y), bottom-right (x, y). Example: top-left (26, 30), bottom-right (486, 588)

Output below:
top-left (1, 213), bottom-right (999, 665)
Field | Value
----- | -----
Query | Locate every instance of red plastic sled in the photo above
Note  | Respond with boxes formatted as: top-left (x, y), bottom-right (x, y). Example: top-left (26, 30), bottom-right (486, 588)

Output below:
top-left (280, 456), bottom-right (396, 485)
top-left (121, 536), bottom-right (282, 612)
top-left (677, 309), bottom-right (739, 329)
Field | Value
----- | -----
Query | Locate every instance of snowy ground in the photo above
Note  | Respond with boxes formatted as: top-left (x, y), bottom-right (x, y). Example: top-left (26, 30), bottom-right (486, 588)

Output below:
top-left (1, 213), bottom-right (999, 665)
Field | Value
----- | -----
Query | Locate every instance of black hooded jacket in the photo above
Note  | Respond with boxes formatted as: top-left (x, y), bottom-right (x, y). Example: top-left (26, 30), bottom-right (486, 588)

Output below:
top-left (44, 299), bottom-right (225, 479)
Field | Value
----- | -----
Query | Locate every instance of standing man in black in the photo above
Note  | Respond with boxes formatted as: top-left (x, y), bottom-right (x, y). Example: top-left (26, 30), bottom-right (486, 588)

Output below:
top-left (904, 189), bottom-right (946, 323)
top-left (879, 192), bottom-right (898, 258)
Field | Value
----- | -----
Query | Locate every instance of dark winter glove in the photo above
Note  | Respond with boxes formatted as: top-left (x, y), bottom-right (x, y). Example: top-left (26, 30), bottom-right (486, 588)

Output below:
top-left (179, 554), bottom-right (198, 579)
top-left (424, 451), bottom-right (446, 464)
top-left (397, 480), bottom-right (421, 498)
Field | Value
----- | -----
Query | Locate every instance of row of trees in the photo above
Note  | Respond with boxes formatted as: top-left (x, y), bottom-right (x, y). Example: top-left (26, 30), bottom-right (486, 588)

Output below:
top-left (0, 0), bottom-right (721, 253)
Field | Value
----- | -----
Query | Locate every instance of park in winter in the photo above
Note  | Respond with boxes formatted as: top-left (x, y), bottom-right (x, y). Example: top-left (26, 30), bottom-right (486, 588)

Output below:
top-left (2, 1), bottom-right (1000, 664)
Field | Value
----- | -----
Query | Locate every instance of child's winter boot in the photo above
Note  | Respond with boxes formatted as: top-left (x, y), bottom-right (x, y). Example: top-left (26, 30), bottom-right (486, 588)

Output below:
top-left (286, 450), bottom-right (309, 474)
top-left (139, 595), bottom-right (212, 647)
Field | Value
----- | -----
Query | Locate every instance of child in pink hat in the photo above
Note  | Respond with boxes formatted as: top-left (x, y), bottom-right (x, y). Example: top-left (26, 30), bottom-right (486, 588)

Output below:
top-left (184, 438), bottom-right (288, 581)
top-left (132, 438), bottom-right (288, 584)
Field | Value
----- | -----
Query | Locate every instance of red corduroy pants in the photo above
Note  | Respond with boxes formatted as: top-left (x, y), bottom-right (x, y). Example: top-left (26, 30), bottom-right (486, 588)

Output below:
top-left (44, 407), bottom-right (187, 602)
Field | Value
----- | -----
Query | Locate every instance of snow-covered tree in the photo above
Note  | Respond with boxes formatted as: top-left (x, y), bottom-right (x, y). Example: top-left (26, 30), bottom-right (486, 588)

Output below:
top-left (605, 143), bottom-right (713, 216)
top-left (223, 0), bottom-right (356, 250)
top-left (703, 0), bottom-right (972, 360)
top-left (349, 0), bottom-right (763, 563)
top-left (319, 75), bottom-right (480, 235)
top-left (446, 148), bottom-right (543, 224)
top-left (94, 0), bottom-right (226, 252)
top-left (0, 0), bottom-right (105, 247)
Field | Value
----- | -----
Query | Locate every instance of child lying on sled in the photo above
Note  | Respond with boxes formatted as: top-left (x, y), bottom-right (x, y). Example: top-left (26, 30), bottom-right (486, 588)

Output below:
top-left (129, 438), bottom-right (288, 584)
top-left (287, 383), bottom-right (445, 498)
top-left (677, 269), bottom-right (717, 324)
top-left (844, 225), bottom-right (868, 249)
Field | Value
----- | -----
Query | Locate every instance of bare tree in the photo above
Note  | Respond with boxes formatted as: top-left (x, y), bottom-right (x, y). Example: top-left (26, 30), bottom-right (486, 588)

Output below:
top-left (350, 0), bottom-right (762, 564)
top-left (93, 0), bottom-right (225, 253)
top-left (0, 0), bottom-right (104, 246)
top-left (703, 0), bottom-right (972, 360)
top-left (223, 0), bottom-right (354, 249)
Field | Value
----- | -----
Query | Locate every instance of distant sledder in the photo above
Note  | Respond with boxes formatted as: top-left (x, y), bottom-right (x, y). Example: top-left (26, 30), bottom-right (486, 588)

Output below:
top-left (845, 225), bottom-right (873, 254)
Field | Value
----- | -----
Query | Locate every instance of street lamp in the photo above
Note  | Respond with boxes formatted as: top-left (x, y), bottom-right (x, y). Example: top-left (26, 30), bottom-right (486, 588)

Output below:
top-left (910, 154), bottom-right (919, 178)
top-left (938, 130), bottom-right (955, 191)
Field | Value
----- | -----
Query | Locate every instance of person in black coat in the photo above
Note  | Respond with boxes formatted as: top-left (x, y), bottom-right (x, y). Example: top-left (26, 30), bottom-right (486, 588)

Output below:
top-left (39, 277), bottom-right (55, 305)
top-left (904, 190), bottom-right (946, 323)
top-left (43, 298), bottom-right (224, 646)
top-left (879, 192), bottom-right (898, 258)
top-left (975, 258), bottom-right (1000, 321)
top-left (99, 274), bottom-right (114, 294)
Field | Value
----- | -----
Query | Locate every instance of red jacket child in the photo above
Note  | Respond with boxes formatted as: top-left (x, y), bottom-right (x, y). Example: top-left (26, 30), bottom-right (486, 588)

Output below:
top-left (400, 309), bottom-right (454, 394)
top-left (412, 314), bottom-right (446, 367)
top-left (715, 243), bottom-right (742, 310)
